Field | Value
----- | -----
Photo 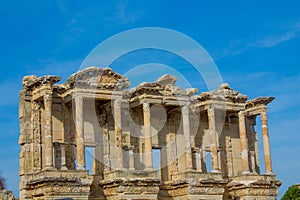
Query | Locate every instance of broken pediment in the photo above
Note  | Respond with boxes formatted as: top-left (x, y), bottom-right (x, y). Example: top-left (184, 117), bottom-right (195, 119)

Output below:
top-left (64, 66), bottom-right (130, 90)
top-left (129, 74), bottom-right (198, 98)
top-left (196, 83), bottom-right (248, 103)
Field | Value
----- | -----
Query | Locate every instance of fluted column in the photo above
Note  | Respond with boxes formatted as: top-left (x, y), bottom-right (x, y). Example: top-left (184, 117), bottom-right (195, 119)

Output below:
top-left (261, 110), bottom-right (273, 174)
top-left (114, 99), bottom-right (123, 169)
top-left (182, 103), bottom-right (193, 170)
top-left (238, 111), bottom-right (250, 174)
top-left (44, 94), bottom-right (55, 170)
top-left (74, 96), bottom-right (85, 170)
top-left (207, 108), bottom-right (220, 172)
top-left (143, 102), bottom-right (153, 169)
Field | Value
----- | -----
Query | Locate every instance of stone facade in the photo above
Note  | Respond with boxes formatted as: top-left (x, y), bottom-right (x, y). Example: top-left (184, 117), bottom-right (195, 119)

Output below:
top-left (19, 67), bottom-right (281, 199)
top-left (0, 190), bottom-right (17, 200)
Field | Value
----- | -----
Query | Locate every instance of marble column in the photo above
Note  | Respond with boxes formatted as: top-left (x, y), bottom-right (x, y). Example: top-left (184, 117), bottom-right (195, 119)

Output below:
top-left (43, 94), bottom-right (55, 170)
top-left (260, 110), bottom-right (273, 174)
top-left (238, 111), bottom-right (250, 174)
top-left (207, 108), bottom-right (220, 172)
top-left (74, 96), bottom-right (85, 170)
top-left (114, 99), bottom-right (123, 169)
top-left (143, 102), bottom-right (153, 169)
top-left (182, 103), bottom-right (193, 170)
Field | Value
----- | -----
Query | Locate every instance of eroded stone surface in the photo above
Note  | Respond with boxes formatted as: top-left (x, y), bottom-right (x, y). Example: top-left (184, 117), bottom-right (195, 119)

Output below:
top-left (18, 67), bottom-right (281, 200)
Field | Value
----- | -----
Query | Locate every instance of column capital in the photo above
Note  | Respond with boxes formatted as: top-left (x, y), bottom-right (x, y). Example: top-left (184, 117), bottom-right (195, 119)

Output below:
top-left (207, 107), bottom-right (215, 116)
top-left (182, 103), bottom-right (190, 115)
top-left (73, 95), bottom-right (83, 105)
top-left (260, 109), bottom-right (268, 116)
top-left (43, 93), bottom-right (52, 105)
top-left (31, 100), bottom-right (41, 110)
top-left (114, 99), bottom-right (122, 106)
top-left (238, 110), bottom-right (246, 116)
top-left (143, 102), bottom-right (150, 113)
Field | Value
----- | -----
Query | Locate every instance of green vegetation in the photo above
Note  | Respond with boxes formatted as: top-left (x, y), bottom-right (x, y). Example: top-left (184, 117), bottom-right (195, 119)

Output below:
top-left (282, 185), bottom-right (300, 200)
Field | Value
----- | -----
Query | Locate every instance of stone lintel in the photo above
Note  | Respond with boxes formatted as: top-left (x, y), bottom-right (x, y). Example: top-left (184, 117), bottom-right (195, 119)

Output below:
top-left (61, 89), bottom-right (123, 103)
top-left (245, 105), bottom-right (267, 116)
top-left (129, 94), bottom-right (190, 108)
top-left (31, 87), bottom-right (53, 101)
top-left (193, 100), bottom-right (246, 111)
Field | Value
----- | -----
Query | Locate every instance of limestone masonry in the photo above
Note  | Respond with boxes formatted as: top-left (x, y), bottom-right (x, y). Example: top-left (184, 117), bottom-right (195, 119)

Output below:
top-left (19, 67), bottom-right (281, 199)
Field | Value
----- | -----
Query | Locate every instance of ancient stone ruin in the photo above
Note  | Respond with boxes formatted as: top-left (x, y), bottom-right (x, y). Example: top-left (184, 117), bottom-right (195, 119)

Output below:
top-left (19, 67), bottom-right (281, 199)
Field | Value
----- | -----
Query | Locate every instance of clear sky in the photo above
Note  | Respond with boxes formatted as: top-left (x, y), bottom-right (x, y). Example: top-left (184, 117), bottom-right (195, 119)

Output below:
top-left (0, 1), bottom-right (299, 198)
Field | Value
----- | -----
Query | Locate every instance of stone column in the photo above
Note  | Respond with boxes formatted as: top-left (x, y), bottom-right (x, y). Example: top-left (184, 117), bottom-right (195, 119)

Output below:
top-left (74, 96), bottom-right (85, 170)
top-left (260, 110), bottom-right (273, 174)
top-left (143, 102), bottom-right (153, 169)
top-left (128, 146), bottom-right (135, 171)
top-left (60, 144), bottom-right (68, 170)
top-left (44, 94), bottom-right (55, 170)
top-left (192, 147), bottom-right (202, 172)
top-left (114, 99), bottom-right (123, 169)
top-left (207, 108), bottom-right (220, 172)
top-left (238, 111), bottom-right (250, 174)
top-left (182, 103), bottom-right (193, 170)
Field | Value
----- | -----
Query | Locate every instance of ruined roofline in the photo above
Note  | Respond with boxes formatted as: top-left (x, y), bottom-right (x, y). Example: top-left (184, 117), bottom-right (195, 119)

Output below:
top-left (21, 67), bottom-right (274, 106)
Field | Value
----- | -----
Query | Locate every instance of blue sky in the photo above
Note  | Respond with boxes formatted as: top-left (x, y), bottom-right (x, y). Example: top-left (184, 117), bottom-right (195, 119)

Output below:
top-left (0, 1), bottom-right (299, 198)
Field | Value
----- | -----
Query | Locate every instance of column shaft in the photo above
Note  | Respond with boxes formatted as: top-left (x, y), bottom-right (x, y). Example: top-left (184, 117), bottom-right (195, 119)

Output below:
top-left (207, 108), bottom-right (220, 172)
top-left (238, 111), bottom-right (250, 173)
top-left (114, 99), bottom-right (123, 169)
top-left (261, 110), bottom-right (273, 174)
top-left (75, 96), bottom-right (85, 170)
top-left (44, 94), bottom-right (55, 169)
top-left (143, 102), bottom-right (153, 169)
top-left (32, 101), bottom-right (41, 171)
top-left (182, 104), bottom-right (193, 170)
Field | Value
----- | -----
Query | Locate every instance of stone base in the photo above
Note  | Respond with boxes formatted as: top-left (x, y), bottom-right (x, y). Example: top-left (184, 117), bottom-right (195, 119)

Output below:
top-left (159, 173), bottom-right (227, 200)
top-left (100, 178), bottom-right (160, 200)
top-left (227, 174), bottom-right (282, 199)
top-left (20, 171), bottom-right (93, 200)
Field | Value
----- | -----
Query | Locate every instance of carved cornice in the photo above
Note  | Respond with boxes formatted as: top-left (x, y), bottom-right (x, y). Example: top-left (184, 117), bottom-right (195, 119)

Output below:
top-left (22, 75), bottom-right (61, 90)
top-left (246, 96), bottom-right (275, 108)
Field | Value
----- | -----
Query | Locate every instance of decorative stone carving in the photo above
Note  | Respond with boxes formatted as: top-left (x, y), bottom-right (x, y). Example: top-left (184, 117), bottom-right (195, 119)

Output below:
top-left (18, 67), bottom-right (280, 200)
